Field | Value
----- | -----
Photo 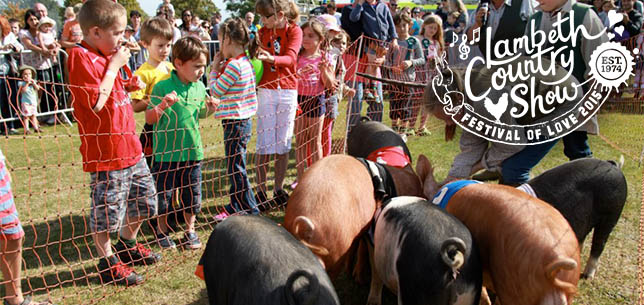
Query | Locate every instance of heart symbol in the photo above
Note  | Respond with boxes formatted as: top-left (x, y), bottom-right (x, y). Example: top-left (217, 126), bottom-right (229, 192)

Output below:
top-left (608, 32), bottom-right (616, 40)
top-left (607, 10), bottom-right (622, 28)
top-left (484, 93), bottom-right (509, 122)
top-left (614, 25), bottom-right (625, 36)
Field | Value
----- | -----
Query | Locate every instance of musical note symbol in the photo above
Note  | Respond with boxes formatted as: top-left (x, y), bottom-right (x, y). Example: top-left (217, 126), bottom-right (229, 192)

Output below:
top-left (470, 27), bottom-right (481, 45)
top-left (459, 34), bottom-right (470, 60)
top-left (449, 32), bottom-right (459, 48)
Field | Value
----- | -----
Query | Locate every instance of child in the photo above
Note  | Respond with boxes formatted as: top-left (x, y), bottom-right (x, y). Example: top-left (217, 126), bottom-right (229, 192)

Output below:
top-left (123, 25), bottom-right (141, 55)
top-left (208, 18), bottom-right (261, 219)
top-left (414, 15), bottom-right (444, 136)
top-left (17, 65), bottom-right (41, 134)
top-left (294, 20), bottom-right (334, 181)
top-left (323, 30), bottom-right (355, 157)
top-left (146, 36), bottom-right (218, 250)
top-left (130, 17), bottom-right (175, 168)
top-left (64, 6), bottom-right (75, 24)
top-left (60, 4), bottom-right (83, 50)
top-left (445, 12), bottom-right (464, 35)
top-left (36, 17), bottom-right (60, 62)
top-left (67, 0), bottom-right (160, 286)
top-left (129, 18), bottom-right (176, 247)
top-left (0, 149), bottom-right (53, 305)
top-left (254, 0), bottom-right (302, 206)
top-left (388, 12), bottom-right (424, 136)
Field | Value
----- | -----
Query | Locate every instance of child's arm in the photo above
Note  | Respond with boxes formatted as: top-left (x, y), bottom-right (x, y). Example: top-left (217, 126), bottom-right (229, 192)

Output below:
top-left (260, 26), bottom-right (302, 68)
top-left (208, 60), bottom-right (241, 99)
top-left (200, 95), bottom-right (220, 118)
top-left (93, 45), bottom-right (131, 112)
top-left (18, 82), bottom-right (27, 95)
top-left (319, 56), bottom-right (336, 91)
top-left (146, 90), bottom-right (178, 124)
top-left (410, 39), bottom-right (425, 68)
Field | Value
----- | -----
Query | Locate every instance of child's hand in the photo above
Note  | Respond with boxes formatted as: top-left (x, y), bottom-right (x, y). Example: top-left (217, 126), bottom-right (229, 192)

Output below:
top-left (399, 60), bottom-right (412, 70)
top-left (211, 52), bottom-right (223, 73)
top-left (257, 48), bottom-right (275, 64)
top-left (125, 75), bottom-right (146, 92)
top-left (161, 91), bottom-right (179, 109)
top-left (297, 64), bottom-right (316, 76)
top-left (108, 45), bottom-right (131, 71)
top-left (390, 39), bottom-right (399, 51)
top-left (205, 96), bottom-right (220, 111)
top-left (346, 87), bottom-right (356, 100)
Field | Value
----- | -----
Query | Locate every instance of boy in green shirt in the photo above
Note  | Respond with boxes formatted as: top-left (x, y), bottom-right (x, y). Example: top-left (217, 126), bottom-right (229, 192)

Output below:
top-left (146, 36), bottom-right (218, 249)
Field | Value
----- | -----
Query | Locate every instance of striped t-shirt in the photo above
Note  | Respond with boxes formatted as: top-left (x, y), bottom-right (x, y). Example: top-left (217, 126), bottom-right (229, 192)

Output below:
top-left (208, 55), bottom-right (258, 120)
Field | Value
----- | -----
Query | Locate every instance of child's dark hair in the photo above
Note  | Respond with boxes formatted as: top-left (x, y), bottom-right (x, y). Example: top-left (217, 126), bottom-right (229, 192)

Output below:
top-left (219, 17), bottom-right (259, 59)
top-left (172, 36), bottom-right (208, 63)
top-left (140, 17), bottom-right (174, 44)
top-left (78, 0), bottom-right (126, 34)
top-left (255, 0), bottom-right (300, 23)
top-left (393, 11), bottom-right (413, 26)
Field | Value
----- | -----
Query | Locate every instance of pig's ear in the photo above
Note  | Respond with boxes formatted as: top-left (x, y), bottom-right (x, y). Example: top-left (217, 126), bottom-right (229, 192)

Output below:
top-left (416, 155), bottom-right (439, 199)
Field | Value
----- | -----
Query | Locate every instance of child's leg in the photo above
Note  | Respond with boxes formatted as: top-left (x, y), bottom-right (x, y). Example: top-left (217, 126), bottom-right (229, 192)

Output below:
top-left (30, 115), bottom-right (39, 131)
top-left (295, 114), bottom-right (306, 180)
top-left (306, 115), bottom-right (325, 164)
top-left (322, 117), bottom-right (333, 156)
top-left (255, 154), bottom-right (270, 195)
top-left (1, 238), bottom-right (24, 305)
top-left (180, 161), bottom-right (202, 247)
top-left (23, 115), bottom-right (31, 131)
top-left (151, 161), bottom-right (173, 235)
top-left (223, 120), bottom-right (258, 214)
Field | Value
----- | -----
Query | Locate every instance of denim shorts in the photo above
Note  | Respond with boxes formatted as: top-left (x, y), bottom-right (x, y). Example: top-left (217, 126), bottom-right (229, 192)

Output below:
top-left (152, 160), bottom-right (202, 215)
top-left (298, 95), bottom-right (326, 118)
top-left (89, 158), bottom-right (157, 233)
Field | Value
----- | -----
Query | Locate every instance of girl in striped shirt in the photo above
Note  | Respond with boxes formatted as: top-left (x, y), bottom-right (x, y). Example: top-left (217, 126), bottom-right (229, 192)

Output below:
top-left (208, 18), bottom-right (261, 220)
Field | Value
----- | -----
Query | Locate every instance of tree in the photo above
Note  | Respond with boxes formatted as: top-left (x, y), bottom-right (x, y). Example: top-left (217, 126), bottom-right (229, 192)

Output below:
top-left (1, 3), bottom-right (28, 22)
top-left (226, 0), bottom-right (256, 19)
top-left (173, 0), bottom-right (219, 20)
top-left (62, 0), bottom-right (147, 20)
top-left (0, 0), bottom-right (61, 24)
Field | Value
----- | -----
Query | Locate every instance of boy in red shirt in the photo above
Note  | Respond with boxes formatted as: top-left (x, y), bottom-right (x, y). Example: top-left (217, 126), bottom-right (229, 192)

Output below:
top-left (67, 0), bottom-right (160, 286)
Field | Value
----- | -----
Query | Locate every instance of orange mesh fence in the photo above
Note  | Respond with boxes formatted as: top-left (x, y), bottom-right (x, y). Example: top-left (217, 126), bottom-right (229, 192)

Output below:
top-left (0, 34), bottom-right (641, 305)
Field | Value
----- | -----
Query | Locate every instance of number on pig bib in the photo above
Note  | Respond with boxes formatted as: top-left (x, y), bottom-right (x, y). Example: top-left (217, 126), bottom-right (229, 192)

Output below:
top-left (432, 187), bottom-right (449, 206)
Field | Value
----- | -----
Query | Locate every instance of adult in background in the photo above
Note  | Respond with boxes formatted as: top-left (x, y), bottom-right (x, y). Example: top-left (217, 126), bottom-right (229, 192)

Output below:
top-left (129, 10), bottom-right (145, 71)
top-left (327, 1), bottom-right (343, 26)
top-left (435, 0), bottom-right (450, 27)
top-left (616, 0), bottom-right (644, 14)
top-left (19, 9), bottom-right (58, 126)
top-left (410, 7), bottom-right (423, 35)
top-left (466, 0), bottom-right (535, 59)
top-left (389, 0), bottom-right (399, 14)
top-left (158, 4), bottom-right (181, 43)
top-left (593, 0), bottom-right (604, 13)
top-left (616, 0), bottom-right (643, 39)
top-left (245, 12), bottom-right (260, 39)
top-left (0, 16), bottom-right (23, 135)
top-left (209, 11), bottom-right (222, 57)
top-left (444, 0), bottom-right (469, 66)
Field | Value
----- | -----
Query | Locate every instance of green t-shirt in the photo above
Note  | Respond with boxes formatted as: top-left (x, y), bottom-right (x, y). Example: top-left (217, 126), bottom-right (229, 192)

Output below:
top-left (149, 71), bottom-right (208, 162)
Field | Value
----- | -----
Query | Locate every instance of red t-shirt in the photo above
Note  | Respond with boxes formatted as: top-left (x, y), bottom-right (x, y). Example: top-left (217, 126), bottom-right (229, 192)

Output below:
top-left (68, 41), bottom-right (142, 172)
top-left (257, 22), bottom-right (302, 90)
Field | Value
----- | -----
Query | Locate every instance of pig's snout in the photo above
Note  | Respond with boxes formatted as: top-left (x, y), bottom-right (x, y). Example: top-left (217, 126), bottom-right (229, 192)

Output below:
top-left (441, 237), bottom-right (467, 279)
top-left (285, 269), bottom-right (320, 305)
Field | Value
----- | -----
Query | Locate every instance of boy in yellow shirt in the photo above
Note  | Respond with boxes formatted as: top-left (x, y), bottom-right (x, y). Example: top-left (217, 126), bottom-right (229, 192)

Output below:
top-left (130, 17), bottom-right (175, 167)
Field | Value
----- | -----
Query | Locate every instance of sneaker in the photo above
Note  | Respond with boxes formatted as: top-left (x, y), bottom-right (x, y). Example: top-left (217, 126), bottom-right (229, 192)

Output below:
top-left (471, 169), bottom-right (502, 182)
top-left (180, 232), bottom-right (202, 250)
top-left (156, 232), bottom-right (177, 249)
top-left (273, 189), bottom-right (289, 207)
top-left (256, 191), bottom-right (271, 212)
top-left (98, 256), bottom-right (143, 286)
top-left (416, 127), bottom-right (431, 136)
top-left (404, 128), bottom-right (416, 137)
top-left (289, 181), bottom-right (298, 190)
top-left (114, 240), bottom-right (161, 266)
top-left (214, 211), bottom-right (230, 221)
top-left (365, 89), bottom-right (375, 100)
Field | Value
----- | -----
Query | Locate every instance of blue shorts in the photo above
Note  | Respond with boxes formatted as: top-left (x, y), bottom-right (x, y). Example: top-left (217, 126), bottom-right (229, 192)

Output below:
top-left (298, 95), bottom-right (326, 118)
top-left (152, 161), bottom-right (202, 215)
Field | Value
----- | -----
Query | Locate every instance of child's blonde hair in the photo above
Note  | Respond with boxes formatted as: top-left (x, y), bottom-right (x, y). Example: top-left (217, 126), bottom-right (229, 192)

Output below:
top-left (330, 30), bottom-right (350, 49)
top-left (299, 19), bottom-right (326, 54)
top-left (64, 7), bottom-right (75, 20)
top-left (421, 15), bottom-right (445, 52)
top-left (219, 17), bottom-right (260, 58)
top-left (255, 0), bottom-right (300, 23)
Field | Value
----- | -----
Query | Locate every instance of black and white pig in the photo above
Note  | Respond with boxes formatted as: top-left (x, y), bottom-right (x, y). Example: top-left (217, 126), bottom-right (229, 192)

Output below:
top-left (520, 158), bottom-right (628, 280)
top-left (367, 196), bottom-right (482, 305)
top-left (201, 215), bottom-right (340, 305)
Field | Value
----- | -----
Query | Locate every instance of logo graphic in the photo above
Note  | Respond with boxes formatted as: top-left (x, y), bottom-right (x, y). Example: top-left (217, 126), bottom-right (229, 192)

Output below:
top-left (432, 10), bottom-right (635, 145)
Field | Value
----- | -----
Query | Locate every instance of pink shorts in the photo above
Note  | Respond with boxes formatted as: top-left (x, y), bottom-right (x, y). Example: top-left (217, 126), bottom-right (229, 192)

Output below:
top-left (21, 103), bottom-right (37, 117)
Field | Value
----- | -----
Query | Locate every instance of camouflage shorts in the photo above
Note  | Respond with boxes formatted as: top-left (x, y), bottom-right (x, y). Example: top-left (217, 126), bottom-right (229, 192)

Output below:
top-left (89, 158), bottom-right (157, 233)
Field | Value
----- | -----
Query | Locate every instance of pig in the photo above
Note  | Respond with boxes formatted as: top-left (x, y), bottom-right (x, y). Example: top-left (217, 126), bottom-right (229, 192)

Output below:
top-left (201, 215), bottom-right (340, 305)
top-left (347, 118), bottom-right (413, 167)
top-left (367, 196), bottom-right (482, 305)
top-left (284, 154), bottom-right (428, 279)
top-left (417, 160), bottom-right (580, 305)
top-left (521, 158), bottom-right (627, 280)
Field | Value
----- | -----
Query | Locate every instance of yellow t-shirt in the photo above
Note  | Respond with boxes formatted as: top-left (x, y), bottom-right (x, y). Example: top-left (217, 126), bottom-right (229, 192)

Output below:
top-left (130, 61), bottom-right (174, 100)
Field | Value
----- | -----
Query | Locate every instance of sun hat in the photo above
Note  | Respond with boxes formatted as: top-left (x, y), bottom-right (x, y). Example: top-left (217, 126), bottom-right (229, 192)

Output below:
top-left (37, 16), bottom-right (56, 29)
top-left (317, 14), bottom-right (341, 32)
top-left (19, 65), bottom-right (37, 76)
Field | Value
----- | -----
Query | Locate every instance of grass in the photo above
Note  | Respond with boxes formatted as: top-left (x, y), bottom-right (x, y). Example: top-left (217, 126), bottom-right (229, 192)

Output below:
top-left (0, 101), bottom-right (642, 304)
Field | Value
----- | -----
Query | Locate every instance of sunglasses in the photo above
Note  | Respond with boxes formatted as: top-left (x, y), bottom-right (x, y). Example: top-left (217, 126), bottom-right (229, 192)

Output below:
top-left (183, 14), bottom-right (192, 17)
top-left (263, 13), bottom-right (275, 19)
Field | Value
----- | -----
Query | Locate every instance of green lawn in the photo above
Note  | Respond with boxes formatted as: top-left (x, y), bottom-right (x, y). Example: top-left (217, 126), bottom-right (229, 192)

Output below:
top-left (0, 103), bottom-right (641, 304)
